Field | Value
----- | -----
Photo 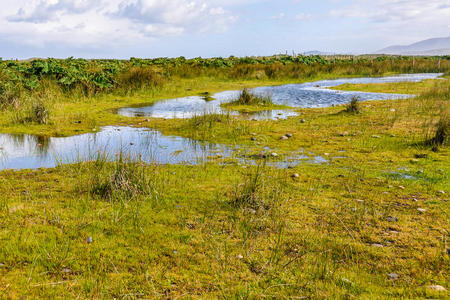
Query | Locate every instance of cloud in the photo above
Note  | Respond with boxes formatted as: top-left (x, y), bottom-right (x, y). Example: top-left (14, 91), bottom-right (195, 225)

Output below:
top-left (294, 13), bottom-right (312, 21)
top-left (269, 13), bottom-right (285, 20)
top-left (0, 0), bottom-right (236, 48)
top-left (329, 0), bottom-right (449, 44)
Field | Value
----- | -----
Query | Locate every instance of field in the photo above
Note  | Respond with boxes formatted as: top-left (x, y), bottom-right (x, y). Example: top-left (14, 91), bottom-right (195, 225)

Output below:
top-left (0, 56), bottom-right (449, 298)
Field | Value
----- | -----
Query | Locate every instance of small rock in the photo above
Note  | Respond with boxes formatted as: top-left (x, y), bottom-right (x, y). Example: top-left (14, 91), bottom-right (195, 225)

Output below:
top-left (414, 154), bottom-right (427, 159)
top-left (271, 153), bottom-right (278, 157)
top-left (371, 243), bottom-right (384, 248)
top-left (145, 119), bottom-right (150, 122)
top-left (389, 230), bottom-right (399, 234)
top-left (280, 136), bottom-right (289, 140)
top-left (388, 273), bottom-right (399, 280)
top-left (355, 199), bottom-right (364, 203)
top-left (398, 186), bottom-right (405, 190)
top-left (387, 216), bottom-right (399, 222)
top-left (300, 119), bottom-right (306, 123)
top-left (324, 153), bottom-right (330, 156)
top-left (62, 268), bottom-right (72, 274)
top-left (371, 135), bottom-right (381, 139)
top-left (173, 250), bottom-right (178, 255)
top-left (286, 133), bottom-right (292, 138)
top-left (291, 173), bottom-right (300, 178)
top-left (426, 285), bottom-right (446, 291)
top-left (417, 208), bottom-right (426, 213)
top-left (250, 133), bottom-right (257, 136)
top-left (417, 170), bottom-right (424, 174)
top-left (437, 190), bottom-right (445, 195)
top-left (340, 132), bottom-right (349, 137)
top-left (390, 134), bottom-right (396, 137)
top-left (410, 159), bottom-right (419, 163)
top-left (246, 208), bottom-right (256, 214)
top-left (87, 236), bottom-right (93, 244)
top-left (251, 137), bottom-right (257, 141)
top-left (0, 263), bottom-right (5, 267)
top-left (388, 185), bottom-right (393, 188)
top-left (237, 254), bottom-right (244, 259)
top-left (390, 109), bottom-right (396, 112)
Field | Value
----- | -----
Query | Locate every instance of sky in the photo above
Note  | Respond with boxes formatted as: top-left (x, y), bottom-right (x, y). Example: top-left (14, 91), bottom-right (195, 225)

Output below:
top-left (0, 0), bottom-right (449, 59)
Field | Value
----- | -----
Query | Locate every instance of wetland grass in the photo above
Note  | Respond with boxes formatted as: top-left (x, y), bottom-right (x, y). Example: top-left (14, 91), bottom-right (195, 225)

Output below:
top-left (0, 59), bottom-right (448, 298)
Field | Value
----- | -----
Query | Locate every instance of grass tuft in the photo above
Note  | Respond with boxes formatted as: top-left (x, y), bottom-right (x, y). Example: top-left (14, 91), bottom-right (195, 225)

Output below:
top-left (89, 154), bottom-right (155, 201)
top-left (430, 112), bottom-right (449, 146)
top-left (233, 88), bottom-right (273, 106)
top-left (345, 96), bottom-right (361, 114)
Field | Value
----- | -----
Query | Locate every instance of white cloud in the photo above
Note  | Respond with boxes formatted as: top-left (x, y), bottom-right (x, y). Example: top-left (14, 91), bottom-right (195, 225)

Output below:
top-left (294, 13), bottom-right (312, 21)
top-left (330, 0), bottom-right (450, 44)
top-left (270, 13), bottom-right (285, 20)
top-left (0, 0), bottom-right (236, 48)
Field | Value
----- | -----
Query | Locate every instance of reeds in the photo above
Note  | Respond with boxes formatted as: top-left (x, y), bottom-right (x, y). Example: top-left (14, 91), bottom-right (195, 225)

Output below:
top-left (345, 96), bottom-right (360, 114)
top-left (232, 89), bottom-right (273, 106)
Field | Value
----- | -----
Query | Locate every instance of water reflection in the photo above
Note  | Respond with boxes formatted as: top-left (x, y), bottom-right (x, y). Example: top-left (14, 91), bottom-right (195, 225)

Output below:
top-left (0, 126), bottom-right (232, 170)
top-left (117, 73), bottom-right (442, 119)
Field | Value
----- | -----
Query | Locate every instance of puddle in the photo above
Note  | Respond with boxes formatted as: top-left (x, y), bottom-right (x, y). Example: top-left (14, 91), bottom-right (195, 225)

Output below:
top-left (117, 73), bottom-right (442, 119)
top-left (0, 126), bottom-right (233, 171)
top-left (0, 73), bottom-right (443, 171)
top-left (0, 126), bottom-right (329, 171)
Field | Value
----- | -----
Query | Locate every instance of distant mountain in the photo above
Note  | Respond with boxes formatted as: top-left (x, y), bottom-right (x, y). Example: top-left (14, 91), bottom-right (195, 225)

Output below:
top-left (376, 37), bottom-right (450, 55)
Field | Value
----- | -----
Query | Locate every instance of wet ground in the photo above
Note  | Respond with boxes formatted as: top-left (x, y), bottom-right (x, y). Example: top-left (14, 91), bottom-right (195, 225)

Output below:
top-left (0, 74), bottom-right (442, 170)
top-left (117, 73), bottom-right (441, 119)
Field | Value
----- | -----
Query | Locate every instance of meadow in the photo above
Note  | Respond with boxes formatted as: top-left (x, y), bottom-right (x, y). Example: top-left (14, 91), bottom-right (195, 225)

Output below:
top-left (0, 55), bottom-right (448, 298)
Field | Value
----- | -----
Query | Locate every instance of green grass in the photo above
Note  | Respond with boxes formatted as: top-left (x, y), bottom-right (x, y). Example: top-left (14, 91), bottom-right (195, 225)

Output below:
top-left (331, 79), bottom-right (444, 94)
top-left (0, 64), bottom-right (449, 298)
top-left (221, 89), bottom-right (291, 113)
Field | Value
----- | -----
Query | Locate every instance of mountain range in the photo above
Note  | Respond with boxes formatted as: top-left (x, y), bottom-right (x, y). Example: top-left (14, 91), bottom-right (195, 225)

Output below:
top-left (376, 37), bottom-right (450, 56)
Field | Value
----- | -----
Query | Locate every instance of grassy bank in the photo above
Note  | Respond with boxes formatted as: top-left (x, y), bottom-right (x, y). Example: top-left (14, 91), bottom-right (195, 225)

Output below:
top-left (0, 74), bottom-right (448, 298)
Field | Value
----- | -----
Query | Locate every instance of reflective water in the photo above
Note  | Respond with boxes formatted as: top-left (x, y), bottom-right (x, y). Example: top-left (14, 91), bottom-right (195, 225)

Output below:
top-left (0, 126), bottom-right (232, 170)
top-left (0, 74), bottom-right (442, 170)
top-left (117, 73), bottom-right (442, 119)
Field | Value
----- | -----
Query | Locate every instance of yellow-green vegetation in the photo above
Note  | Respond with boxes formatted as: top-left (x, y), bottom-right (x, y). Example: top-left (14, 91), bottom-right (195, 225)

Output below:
top-left (0, 59), bottom-right (449, 298)
top-left (331, 78), bottom-right (445, 94)
top-left (0, 56), bottom-right (448, 137)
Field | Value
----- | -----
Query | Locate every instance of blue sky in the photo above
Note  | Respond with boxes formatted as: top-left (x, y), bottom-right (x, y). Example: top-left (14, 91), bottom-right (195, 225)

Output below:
top-left (0, 0), bottom-right (449, 59)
